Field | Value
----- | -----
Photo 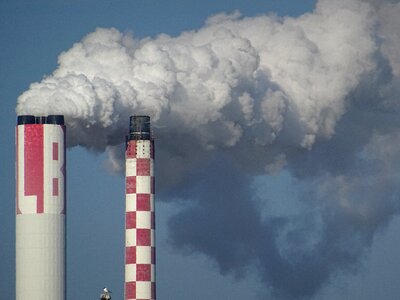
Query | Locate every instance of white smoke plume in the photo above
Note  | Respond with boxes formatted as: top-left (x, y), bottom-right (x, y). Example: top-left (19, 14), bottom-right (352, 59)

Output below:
top-left (16, 0), bottom-right (400, 298)
top-left (17, 0), bottom-right (377, 156)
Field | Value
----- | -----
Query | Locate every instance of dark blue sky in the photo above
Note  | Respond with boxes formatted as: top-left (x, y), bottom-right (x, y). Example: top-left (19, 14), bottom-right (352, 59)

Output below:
top-left (1, 1), bottom-right (400, 299)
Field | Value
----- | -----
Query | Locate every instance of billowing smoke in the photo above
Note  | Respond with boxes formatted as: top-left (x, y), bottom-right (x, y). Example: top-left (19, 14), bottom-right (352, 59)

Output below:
top-left (16, 0), bottom-right (400, 298)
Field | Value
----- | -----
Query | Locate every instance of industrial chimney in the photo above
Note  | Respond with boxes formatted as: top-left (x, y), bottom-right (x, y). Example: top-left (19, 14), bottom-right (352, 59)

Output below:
top-left (16, 115), bottom-right (66, 300)
top-left (124, 116), bottom-right (155, 300)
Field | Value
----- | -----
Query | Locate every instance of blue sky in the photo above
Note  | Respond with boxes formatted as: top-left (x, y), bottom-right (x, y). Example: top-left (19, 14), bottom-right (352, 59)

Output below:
top-left (1, 0), bottom-right (400, 299)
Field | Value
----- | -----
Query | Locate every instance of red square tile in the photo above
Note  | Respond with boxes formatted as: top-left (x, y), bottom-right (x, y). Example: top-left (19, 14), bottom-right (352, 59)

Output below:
top-left (125, 281), bottom-right (136, 298)
top-left (137, 194), bottom-right (150, 211)
top-left (136, 264), bottom-right (151, 281)
top-left (136, 158), bottom-right (150, 176)
top-left (126, 176), bottom-right (136, 194)
top-left (126, 212), bottom-right (136, 229)
top-left (136, 229), bottom-right (151, 246)
top-left (125, 246), bottom-right (136, 264)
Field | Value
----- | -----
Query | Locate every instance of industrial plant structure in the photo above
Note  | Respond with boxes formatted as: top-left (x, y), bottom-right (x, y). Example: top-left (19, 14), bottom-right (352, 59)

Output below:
top-left (16, 115), bottom-right (155, 299)
top-left (16, 115), bottom-right (66, 300)
top-left (125, 116), bottom-right (156, 300)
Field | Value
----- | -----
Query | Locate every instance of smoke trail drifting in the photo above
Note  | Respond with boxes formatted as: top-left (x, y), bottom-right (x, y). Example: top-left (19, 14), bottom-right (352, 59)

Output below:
top-left (16, 0), bottom-right (400, 298)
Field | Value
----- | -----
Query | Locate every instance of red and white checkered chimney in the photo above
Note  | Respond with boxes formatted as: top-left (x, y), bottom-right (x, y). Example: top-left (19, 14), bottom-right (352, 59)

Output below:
top-left (16, 115), bottom-right (66, 300)
top-left (124, 116), bottom-right (155, 300)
